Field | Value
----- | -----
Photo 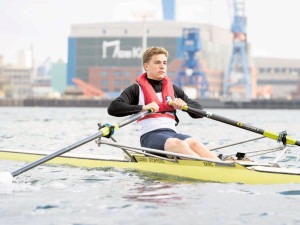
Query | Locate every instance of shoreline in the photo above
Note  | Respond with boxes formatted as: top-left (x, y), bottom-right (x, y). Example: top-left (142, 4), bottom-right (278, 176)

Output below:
top-left (1, 98), bottom-right (300, 109)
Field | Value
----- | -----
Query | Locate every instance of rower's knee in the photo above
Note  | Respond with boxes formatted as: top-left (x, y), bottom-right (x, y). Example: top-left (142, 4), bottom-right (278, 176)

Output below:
top-left (186, 138), bottom-right (204, 149)
top-left (165, 138), bottom-right (199, 157)
top-left (165, 138), bottom-right (189, 150)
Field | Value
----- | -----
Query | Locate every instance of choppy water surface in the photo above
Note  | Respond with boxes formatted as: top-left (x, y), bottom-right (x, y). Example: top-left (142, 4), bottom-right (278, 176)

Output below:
top-left (1, 107), bottom-right (300, 225)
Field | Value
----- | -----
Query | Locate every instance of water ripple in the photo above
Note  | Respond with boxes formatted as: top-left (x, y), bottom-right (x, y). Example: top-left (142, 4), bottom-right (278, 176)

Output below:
top-left (278, 190), bottom-right (300, 196)
top-left (35, 204), bottom-right (59, 210)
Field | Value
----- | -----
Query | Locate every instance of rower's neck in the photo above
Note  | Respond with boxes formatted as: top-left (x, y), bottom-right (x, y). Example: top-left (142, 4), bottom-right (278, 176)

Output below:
top-left (146, 76), bottom-right (162, 92)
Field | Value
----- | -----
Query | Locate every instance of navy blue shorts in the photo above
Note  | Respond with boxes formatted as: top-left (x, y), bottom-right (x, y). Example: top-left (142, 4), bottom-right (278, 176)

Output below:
top-left (140, 128), bottom-right (191, 150)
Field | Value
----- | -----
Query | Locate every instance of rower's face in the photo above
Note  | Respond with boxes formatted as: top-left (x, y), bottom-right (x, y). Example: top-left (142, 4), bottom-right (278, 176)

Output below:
top-left (144, 54), bottom-right (167, 80)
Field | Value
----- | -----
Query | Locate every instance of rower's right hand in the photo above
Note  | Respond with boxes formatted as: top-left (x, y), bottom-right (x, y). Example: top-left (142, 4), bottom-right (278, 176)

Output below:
top-left (142, 102), bottom-right (159, 112)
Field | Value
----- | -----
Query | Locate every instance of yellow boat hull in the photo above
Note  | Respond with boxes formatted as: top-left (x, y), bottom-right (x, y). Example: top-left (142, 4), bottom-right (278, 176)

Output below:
top-left (1, 150), bottom-right (300, 185)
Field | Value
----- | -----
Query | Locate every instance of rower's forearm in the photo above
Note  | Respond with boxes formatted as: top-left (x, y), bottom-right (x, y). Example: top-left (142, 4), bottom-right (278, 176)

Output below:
top-left (107, 101), bottom-right (143, 117)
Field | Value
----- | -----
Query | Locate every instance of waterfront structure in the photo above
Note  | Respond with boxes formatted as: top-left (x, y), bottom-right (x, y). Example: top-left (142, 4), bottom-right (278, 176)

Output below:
top-left (51, 60), bottom-right (67, 94)
top-left (253, 57), bottom-right (300, 99)
top-left (0, 65), bottom-right (32, 99)
top-left (223, 0), bottom-right (253, 100)
top-left (67, 21), bottom-right (232, 98)
top-left (31, 76), bottom-right (52, 98)
top-left (67, 21), bottom-right (300, 100)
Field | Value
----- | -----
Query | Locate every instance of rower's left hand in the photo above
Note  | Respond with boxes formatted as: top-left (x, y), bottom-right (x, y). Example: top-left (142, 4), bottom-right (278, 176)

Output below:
top-left (172, 98), bottom-right (187, 110)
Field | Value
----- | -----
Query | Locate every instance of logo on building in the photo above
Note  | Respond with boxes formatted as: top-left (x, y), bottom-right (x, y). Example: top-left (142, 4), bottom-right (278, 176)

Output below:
top-left (102, 40), bottom-right (142, 59)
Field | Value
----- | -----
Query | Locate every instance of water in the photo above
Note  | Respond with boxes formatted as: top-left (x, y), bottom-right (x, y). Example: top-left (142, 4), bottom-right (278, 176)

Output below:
top-left (1, 107), bottom-right (300, 225)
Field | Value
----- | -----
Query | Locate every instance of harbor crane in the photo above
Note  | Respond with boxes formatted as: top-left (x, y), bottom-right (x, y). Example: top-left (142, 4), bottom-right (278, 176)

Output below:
top-left (223, 0), bottom-right (252, 99)
top-left (176, 28), bottom-right (208, 98)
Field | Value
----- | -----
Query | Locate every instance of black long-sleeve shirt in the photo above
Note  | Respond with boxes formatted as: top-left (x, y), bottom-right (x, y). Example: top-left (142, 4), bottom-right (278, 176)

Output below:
top-left (107, 78), bottom-right (203, 119)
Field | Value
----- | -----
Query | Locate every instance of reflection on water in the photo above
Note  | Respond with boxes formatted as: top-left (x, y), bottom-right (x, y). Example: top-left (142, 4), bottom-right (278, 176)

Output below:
top-left (132, 170), bottom-right (202, 184)
top-left (124, 183), bottom-right (182, 204)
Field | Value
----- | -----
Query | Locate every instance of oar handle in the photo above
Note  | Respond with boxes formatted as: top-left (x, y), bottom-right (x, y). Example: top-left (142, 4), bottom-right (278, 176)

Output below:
top-left (171, 102), bottom-right (300, 147)
top-left (117, 109), bottom-right (153, 128)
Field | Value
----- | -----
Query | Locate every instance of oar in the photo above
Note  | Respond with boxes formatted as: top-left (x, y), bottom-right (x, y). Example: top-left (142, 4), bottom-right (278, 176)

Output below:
top-left (175, 103), bottom-right (300, 146)
top-left (1, 110), bottom-right (152, 180)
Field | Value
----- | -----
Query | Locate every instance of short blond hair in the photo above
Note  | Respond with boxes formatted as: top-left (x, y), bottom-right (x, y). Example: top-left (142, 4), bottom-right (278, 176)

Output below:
top-left (142, 47), bottom-right (169, 64)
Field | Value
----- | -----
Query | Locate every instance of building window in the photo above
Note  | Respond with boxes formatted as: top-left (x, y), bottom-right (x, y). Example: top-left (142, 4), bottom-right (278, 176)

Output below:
top-left (291, 68), bottom-right (298, 75)
top-left (123, 80), bottom-right (131, 85)
top-left (168, 71), bottom-right (175, 77)
top-left (275, 68), bottom-right (284, 74)
top-left (101, 80), bottom-right (108, 85)
top-left (101, 71), bottom-right (108, 77)
top-left (259, 68), bottom-right (265, 74)
top-left (266, 68), bottom-right (272, 73)
top-left (114, 71), bottom-right (121, 77)
top-left (123, 71), bottom-right (130, 76)
top-left (114, 80), bottom-right (121, 86)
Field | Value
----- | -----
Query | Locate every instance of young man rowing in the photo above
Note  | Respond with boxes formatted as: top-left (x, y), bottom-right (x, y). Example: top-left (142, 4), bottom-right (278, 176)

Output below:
top-left (108, 46), bottom-right (220, 160)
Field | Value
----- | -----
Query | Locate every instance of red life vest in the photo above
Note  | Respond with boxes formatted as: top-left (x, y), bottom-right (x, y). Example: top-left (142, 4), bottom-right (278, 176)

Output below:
top-left (137, 73), bottom-right (175, 122)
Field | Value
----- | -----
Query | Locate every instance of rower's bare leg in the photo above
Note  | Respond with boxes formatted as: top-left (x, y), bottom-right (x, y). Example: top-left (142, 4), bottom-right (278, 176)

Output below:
top-left (164, 138), bottom-right (199, 157)
top-left (185, 138), bottom-right (220, 160)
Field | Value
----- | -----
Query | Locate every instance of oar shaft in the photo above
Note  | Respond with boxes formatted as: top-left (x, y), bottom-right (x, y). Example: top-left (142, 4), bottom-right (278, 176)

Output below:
top-left (183, 105), bottom-right (300, 147)
top-left (11, 110), bottom-right (152, 177)
top-left (11, 131), bottom-right (102, 177)
top-left (184, 106), bottom-right (264, 134)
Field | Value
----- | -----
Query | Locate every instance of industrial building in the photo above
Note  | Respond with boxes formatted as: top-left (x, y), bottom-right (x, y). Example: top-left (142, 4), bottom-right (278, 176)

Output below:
top-left (67, 14), bottom-right (300, 100)
top-left (0, 56), bottom-right (32, 99)
top-left (253, 57), bottom-right (300, 99)
top-left (67, 21), bottom-right (234, 99)
top-left (66, 0), bottom-right (259, 99)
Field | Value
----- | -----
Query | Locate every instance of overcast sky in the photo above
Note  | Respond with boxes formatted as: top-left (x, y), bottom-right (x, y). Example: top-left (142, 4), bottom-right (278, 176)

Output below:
top-left (0, 0), bottom-right (300, 65)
